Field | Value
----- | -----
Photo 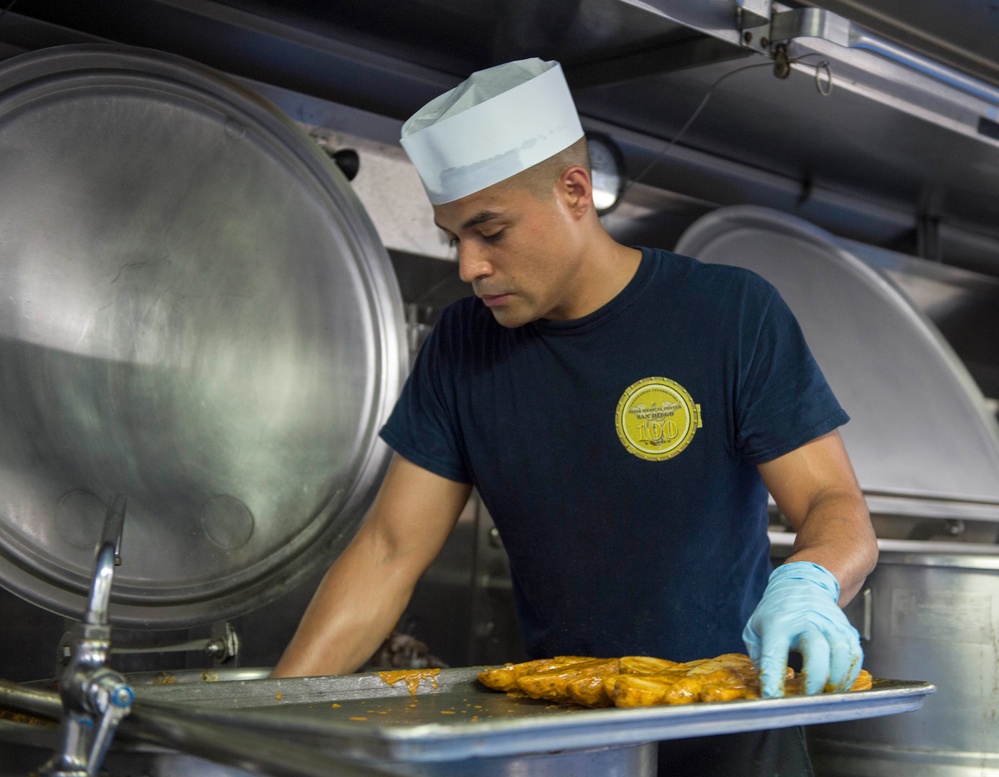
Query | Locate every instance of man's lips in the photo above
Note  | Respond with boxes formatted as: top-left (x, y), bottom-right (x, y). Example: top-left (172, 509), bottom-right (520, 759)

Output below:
top-left (479, 292), bottom-right (512, 308)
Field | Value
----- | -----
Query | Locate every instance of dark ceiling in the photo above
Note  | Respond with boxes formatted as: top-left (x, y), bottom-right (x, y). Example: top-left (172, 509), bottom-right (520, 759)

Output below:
top-left (1, 0), bottom-right (998, 275)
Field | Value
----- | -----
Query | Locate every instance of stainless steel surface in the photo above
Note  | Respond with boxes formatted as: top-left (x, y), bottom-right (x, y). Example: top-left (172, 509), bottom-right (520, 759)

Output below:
top-left (676, 205), bottom-right (999, 519)
top-left (122, 702), bottom-right (404, 777)
top-left (799, 0), bottom-right (999, 89)
top-left (128, 700), bottom-right (657, 777)
top-left (798, 16), bottom-right (998, 107)
top-left (128, 667), bottom-right (271, 685)
top-left (638, 1), bottom-right (999, 145)
top-left (841, 239), bottom-right (999, 405)
top-left (0, 681), bottom-right (398, 777)
top-left (771, 534), bottom-right (999, 776)
top-left (0, 44), bottom-right (406, 627)
top-left (124, 667), bottom-right (932, 763)
top-left (744, 5), bottom-right (999, 143)
top-left (0, 678), bottom-right (63, 719)
top-left (0, 667), bottom-right (936, 777)
top-left (2, 1), bottom-right (998, 275)
top-left (109, 623), bottom-right (241, 662)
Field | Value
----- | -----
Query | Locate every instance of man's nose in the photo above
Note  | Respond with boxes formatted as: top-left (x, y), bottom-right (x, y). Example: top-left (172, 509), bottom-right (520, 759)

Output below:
top-left (457, 243), bottom-right (492, 284)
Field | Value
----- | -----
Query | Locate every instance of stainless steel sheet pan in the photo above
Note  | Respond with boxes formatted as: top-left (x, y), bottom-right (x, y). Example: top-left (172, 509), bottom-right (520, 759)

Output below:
top-left (131, 667), bottom-right (935, 763)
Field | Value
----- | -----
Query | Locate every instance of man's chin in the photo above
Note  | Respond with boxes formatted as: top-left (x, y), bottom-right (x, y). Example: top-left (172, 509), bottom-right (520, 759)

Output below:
top-left (487, 307), bottom-right (532, 329)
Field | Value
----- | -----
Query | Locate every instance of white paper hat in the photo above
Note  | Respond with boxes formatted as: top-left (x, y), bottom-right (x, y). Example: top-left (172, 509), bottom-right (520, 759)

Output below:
top-left (400, 58), bottom-right (584, 205)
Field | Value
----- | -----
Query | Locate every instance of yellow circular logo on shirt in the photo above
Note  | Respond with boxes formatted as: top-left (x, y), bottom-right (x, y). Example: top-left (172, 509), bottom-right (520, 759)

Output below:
top-left (615, 377), bottom-right (702, 461)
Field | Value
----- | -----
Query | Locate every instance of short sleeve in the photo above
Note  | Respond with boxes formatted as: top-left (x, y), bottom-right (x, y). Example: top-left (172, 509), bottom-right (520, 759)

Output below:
top-left (379, 310), bottom-right (472, 484)
top-left (735, 285), bottom-right (849, 464)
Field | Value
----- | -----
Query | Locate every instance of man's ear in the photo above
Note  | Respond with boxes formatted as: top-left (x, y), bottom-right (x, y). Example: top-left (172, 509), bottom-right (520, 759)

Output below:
top-left (559, 166), bottom-right (593, 218)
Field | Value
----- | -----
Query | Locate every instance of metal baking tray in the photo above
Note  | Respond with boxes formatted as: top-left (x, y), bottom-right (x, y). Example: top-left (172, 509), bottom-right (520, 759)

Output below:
top-left (131, 667), bottom-right (935, 763)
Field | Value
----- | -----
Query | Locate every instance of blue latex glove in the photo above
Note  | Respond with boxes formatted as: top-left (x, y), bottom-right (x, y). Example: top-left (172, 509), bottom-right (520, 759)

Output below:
top-left (742, 561), bottom-right (862, 698)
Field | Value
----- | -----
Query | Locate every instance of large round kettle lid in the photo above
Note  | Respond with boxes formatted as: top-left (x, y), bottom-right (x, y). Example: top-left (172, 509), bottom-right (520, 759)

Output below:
top-left (676, 205), bottom-right (999, 512)
top-left (0, 45), bottom-right (406, 627)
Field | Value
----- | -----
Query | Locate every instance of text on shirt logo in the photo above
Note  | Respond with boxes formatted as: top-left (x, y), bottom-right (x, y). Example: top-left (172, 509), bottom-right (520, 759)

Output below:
top-left (615, 377), bottom-right (702, 461)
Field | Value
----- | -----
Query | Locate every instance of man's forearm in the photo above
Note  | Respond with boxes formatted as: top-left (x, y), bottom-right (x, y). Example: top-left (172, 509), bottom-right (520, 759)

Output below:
top-left (271, 455), bottom-right (471, 678)
top-left (783, 489), bottom-right (877, 605)
top-left (271, 537), bottom-right (419, 677)
top-left (758, 432), bottom-right (878, 606)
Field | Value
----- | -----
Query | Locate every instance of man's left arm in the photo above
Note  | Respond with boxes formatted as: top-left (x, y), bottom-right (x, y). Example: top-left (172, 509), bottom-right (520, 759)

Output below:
top-left (759, 429), bottom-right (877, 604)
top-left (745, 429), bottom-right (878, 697)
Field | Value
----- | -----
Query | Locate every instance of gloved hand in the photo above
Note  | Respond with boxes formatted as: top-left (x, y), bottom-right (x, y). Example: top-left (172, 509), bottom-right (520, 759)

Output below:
top-left (742, 561), bottom-right (862, 698)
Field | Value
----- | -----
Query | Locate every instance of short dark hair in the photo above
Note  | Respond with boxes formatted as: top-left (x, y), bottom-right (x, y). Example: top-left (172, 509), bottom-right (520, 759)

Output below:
top-left (508, 136), bottom-right (590, 200)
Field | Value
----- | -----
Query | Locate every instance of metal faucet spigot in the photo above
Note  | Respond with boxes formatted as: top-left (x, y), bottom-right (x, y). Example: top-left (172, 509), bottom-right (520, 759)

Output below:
top-left (41, 493), bottom-right (135, 777)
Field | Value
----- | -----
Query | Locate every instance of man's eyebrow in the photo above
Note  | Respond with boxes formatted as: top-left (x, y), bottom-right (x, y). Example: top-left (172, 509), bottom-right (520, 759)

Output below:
top-left (434, 210), bottom-right (504, 234)
top-left (462, 210), bottom-right (503, 229)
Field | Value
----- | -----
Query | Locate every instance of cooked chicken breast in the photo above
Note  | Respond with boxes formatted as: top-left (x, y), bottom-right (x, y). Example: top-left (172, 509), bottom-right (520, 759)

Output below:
top-left (478, 653), bottom-right (873, 708)
top-left (477, 656), bottom-right (591, 692)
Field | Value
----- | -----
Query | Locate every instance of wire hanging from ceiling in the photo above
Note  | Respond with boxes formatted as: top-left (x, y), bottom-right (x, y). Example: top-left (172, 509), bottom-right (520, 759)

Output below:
top-left (0, 0), bottom-right (18, 27)
top-left (624, 53), bottom-right (834, 196)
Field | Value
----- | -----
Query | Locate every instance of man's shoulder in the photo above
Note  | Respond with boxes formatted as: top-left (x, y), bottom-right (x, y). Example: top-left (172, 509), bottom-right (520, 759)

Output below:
top-left (643, 246), bottom-right (776, 297)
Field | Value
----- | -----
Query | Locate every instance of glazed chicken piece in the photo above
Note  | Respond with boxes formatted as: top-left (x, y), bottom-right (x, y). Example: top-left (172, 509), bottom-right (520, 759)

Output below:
top-left (684, 653), bottom-right (756, 676)
top-left (850, 669), bottom-right (873, 691)
top-left (566, 672), bottom-right (615, 707)
top-left (477, 656), bottom-right (592, 692)
top-left (783, 668), bottom-right (874, 695)
top-left (618, 655), bottom-right (682, 674)
top-left (612, 654), bottom-right (780, 707)
top-left (478, 653), bottom-right (873, 709)
top-left (516, 658), bottom-right (620, 702)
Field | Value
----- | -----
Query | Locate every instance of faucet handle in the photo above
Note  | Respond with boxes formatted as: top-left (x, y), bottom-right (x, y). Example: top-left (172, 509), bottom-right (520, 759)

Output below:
top-left (84, 494), bottom-right (127, 627)
top-left (100, 493), bottom-right (127, 566)
top-left (84, 668), bottom-right (134, 776)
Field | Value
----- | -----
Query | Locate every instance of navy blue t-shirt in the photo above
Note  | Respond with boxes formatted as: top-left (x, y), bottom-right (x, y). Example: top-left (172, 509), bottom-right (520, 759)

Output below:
top-left (380, 247), bottom-right (847, 661)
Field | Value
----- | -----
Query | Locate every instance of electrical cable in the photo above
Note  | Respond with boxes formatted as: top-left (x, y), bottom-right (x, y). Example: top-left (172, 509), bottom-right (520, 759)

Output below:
top-left (623, 54), bottom-right (834, 195)
top-left (0, 0), bottom-right (18, 27)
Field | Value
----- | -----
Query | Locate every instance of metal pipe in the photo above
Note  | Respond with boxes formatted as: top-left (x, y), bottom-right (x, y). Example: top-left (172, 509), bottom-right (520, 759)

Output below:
top-left (0, 678), bottom-right (62, 719)
top-left (849, 29), bottom-right (999, 109)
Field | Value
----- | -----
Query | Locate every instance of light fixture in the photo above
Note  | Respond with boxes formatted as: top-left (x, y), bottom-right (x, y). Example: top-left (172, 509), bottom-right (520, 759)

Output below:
top-left (586, 132), bottom-right (626, 215)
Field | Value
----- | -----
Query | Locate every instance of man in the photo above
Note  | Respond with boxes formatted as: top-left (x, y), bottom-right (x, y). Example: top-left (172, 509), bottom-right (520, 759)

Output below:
top-left (274, 58), bottom-right (877, 776)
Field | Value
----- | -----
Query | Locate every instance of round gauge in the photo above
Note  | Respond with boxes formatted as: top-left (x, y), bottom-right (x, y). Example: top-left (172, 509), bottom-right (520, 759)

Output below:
top-left (586, 132), bottom-right (626, 215)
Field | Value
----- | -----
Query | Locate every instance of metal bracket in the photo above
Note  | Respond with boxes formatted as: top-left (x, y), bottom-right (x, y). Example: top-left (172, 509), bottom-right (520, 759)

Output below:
top-left (737, 5), bottom-right (999, 144)
top-left (108, 622), bottom-right (242, 665)
top-left (733, 0), bottom-right (772, 30)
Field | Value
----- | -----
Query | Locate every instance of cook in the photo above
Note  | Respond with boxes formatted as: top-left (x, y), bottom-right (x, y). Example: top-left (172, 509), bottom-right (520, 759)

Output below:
top-left (273, 58), bottom-right (878, 777)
